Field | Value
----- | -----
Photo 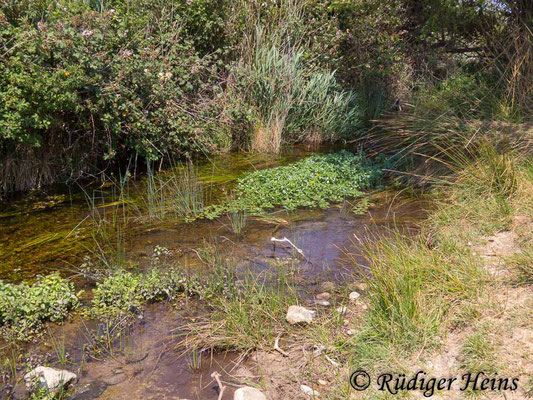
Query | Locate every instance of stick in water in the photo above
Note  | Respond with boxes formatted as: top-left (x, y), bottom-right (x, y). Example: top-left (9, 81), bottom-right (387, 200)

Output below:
top-left (271, 237), bottom-right (305, 258)
top-left (211, 371), bottom-right (226, 400)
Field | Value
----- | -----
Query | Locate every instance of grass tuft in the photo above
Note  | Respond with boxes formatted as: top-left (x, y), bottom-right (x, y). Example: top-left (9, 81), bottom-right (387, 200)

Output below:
top-left (178, 265), bottom-right (299, 352)
top-left (349, 234), bottom-right (485, 352)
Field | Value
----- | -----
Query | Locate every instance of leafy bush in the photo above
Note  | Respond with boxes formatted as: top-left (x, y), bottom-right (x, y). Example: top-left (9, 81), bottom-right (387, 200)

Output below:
top-left (0, 274), bottom-right (78, 340)
top-left (0, 0), bottom-right (230, 193)
top-left (234, 151), bottom-right (386, 211)
top-left (413, 72), bottom-right (507, 120)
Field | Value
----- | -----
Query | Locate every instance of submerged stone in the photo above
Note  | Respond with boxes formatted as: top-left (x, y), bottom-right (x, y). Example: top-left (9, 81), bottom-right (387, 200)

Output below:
top-left (349, 291), bottom-right (360, 301)
top-left (316, 292), bottom-right (331, 300)
top-left (24, 366), bottom-right (77, 392)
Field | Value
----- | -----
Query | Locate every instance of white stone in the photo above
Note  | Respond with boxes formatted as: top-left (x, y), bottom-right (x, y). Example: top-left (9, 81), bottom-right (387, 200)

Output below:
top-left (336, 306), bottom-right (348, 313)
top-left (313, 299), bottom-right (330, 306)
top-left (286, 306), bottom-right (315, 325)
top-left (24, 366), bottom-right (77, 392)
top-left (234, 386), bottom-right (267, 400)
top-left (318, 379), bottom-right (328, 386)
top-left (349, 291), bottom-right (360, 301)
top-left (301, 384), bottom-right (320, 396)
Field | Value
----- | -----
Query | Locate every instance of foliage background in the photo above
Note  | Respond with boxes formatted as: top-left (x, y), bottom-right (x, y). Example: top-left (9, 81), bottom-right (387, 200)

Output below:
top-left (0, 0), bottom-right (530, 194)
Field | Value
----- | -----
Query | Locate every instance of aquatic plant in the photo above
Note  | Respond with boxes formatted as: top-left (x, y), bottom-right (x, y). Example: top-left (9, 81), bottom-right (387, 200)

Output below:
top-left (0, 274), bottom-right (79, 341)
top-left (234, 151), bottom-right (386, 212)
top-left (179, 264), bottom-right (299, 352)
top-left (227, 206), bottom-right (247, 237)
top-left (140, 161), bottom-right (205, 221)
top-left (90, 268), bottom-right (199, 319)
top-left (235, 26), bottom-right (359, 152)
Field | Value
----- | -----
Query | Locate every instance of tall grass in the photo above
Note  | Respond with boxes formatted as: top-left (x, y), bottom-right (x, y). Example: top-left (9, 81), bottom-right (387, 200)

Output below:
top-left (140, 160), bottom-right (205, 221)
top-left (428, 143), bottom-right (527, 247)
top-left (82, 175), bottom-right (131, 269)
top-left (236, 26), bottom-right (359, 152)
top-left (227, 208), bottom-right (247, 237)
top-left (349, 234), bottom-right (485, 351)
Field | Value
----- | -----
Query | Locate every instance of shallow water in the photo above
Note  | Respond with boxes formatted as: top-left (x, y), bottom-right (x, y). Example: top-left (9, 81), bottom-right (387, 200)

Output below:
top-left (0, 147), bottom-right (323, 282)
top-left (0, 147), bottom-right (429, 399)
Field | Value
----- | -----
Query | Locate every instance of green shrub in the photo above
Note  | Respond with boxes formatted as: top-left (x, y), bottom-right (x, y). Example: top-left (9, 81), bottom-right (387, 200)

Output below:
top-left (413, 71), bottom-right (507, 120)
top-left (0, 0), bottom-right (230, 193)
top-left (0, 274), bottom-right (78, 340)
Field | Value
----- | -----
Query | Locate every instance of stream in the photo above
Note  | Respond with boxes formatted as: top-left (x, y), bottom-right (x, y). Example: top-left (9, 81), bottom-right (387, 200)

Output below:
top-left (0, 147), bottom-right (429, 399)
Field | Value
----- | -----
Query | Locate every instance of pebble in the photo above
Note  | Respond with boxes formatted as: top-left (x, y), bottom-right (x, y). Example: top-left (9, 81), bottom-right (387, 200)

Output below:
top-left (286, 305), bottom-right (316, 325)
top-left (301, 384), bottom-right (320, 397)
top-left (234, 386), bottom-right (267, 400)
top-left (349, 291), bottom-right (360, 301)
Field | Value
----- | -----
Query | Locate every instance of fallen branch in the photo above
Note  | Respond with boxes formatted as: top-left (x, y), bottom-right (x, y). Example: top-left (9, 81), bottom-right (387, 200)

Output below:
top-left (271, 237), bottom-right (305, 258)
top-left (274, 333), bottom-right (289, 357)
top-left (211, 371), bottom-right (226, 400)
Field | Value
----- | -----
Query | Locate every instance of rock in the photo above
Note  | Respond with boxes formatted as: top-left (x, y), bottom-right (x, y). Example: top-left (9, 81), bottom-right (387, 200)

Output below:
top-left (102, 372), bottom-right (126, 386)
top-left (313, 299), bottom-right (330, 306)
top-left (346, 328), bottom-right (356, 335)
top-left (301, 384), bottom-right (320, 397)
top-left (316, 292), bottom-right (331, 300)
top-left (24, 366), bottom-right (77, 392)
top-left (234, 386), bottom-right (267, 400)
top-left (349, 291), bottom-right (360, 301)
top-left (335, 306), bottom-right (347, 313)
top-left (318, 379), bottom-right (328, 386)
top-left (320, 282), bottom-right (335, 292)
top-left (286, 306), bottom-right (315, 325)
top-left (354, 282), bottom-right (368, 292)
